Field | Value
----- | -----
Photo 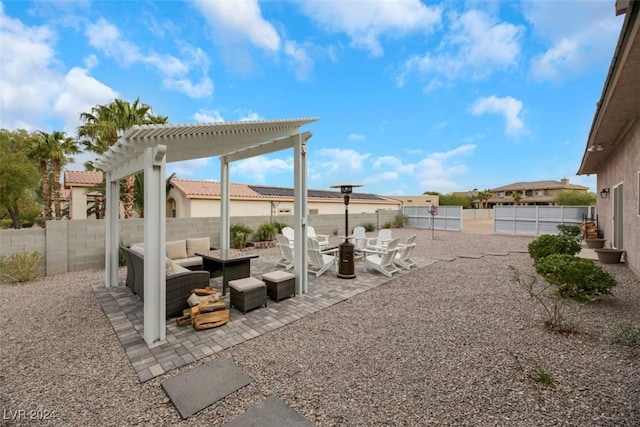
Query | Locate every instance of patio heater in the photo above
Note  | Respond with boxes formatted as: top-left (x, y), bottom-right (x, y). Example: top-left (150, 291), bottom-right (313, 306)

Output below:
top-left (331, 183), bottom-right (362, 279)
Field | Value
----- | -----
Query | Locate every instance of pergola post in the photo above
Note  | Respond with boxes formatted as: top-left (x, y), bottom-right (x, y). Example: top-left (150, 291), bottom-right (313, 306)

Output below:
top-left (143, 145), bottom-right (167, 344)
top-left (105, 172), bottom-right (119, 288)
top-left (220, 156), bottom-right (230, 251)
top-left (293, 133), bottom-right (309, 294)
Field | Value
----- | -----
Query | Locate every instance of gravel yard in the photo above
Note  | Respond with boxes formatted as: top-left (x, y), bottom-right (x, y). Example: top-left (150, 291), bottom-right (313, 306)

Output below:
top-left (1, 227), bottom-right (639, 426)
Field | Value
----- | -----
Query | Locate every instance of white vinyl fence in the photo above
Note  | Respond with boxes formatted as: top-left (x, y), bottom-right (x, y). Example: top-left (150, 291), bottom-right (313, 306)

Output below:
top-left (494, 206), bottom-right (596, 236)
top-left (402, 206), bottom-right (463, 231)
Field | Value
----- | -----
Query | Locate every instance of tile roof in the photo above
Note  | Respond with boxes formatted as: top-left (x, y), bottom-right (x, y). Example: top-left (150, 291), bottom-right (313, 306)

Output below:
top-left (64, 170), bottom-right (103, 187)
top-left (491, 180), bottom-right (588, 192)
top-left (170, 178), bottom-right (398, 204)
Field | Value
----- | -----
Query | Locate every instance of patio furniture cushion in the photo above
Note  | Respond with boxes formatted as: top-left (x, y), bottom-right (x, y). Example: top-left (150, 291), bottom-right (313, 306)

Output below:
top-left (173, 256), bottom-right (203, 269)
top-left (166, 239), bottom-right (188, 260)
top-left (229, 277), bottom-right (265, 292)
top-left (187, 237), bottom-right (210, 257)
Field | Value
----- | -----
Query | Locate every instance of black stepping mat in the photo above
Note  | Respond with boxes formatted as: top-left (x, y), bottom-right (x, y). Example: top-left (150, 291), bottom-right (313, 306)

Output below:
top-left (162, 357), bottom-right (252, 419)
top-left (224, 396), bottom-right (313, 427)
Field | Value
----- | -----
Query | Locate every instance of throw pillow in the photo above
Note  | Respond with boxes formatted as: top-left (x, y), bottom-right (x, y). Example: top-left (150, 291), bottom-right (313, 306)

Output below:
top-left (166, 240), bottom-right (188, 260)
top-left (186, 237), bottom-right (210, 257)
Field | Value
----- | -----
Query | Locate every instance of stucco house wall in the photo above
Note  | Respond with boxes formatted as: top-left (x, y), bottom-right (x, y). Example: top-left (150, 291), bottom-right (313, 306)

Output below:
top-left (596, 120), bottom-right (639, 274)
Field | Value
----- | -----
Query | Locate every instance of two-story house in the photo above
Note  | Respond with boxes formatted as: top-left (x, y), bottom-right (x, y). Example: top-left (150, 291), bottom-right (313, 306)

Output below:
top-left (487, 178), bottom-right (590, 207)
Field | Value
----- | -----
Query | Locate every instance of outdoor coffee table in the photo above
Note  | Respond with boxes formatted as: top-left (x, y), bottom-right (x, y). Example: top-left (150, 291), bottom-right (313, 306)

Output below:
top-left (196, 249), bottom-right (259, 296)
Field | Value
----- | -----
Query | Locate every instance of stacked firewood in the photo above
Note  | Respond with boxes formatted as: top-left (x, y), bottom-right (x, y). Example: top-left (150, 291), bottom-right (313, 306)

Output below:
top-left (580, 221), bottom-right (598, 239)
top-left (176, 287), bottom-right (229, 330)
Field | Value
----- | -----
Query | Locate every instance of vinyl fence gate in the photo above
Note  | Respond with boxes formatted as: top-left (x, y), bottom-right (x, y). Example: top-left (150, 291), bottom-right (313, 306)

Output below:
top-left (493, 206), bottom-right (596, 236)
top-left (402, 206), bottom-right (463, 232)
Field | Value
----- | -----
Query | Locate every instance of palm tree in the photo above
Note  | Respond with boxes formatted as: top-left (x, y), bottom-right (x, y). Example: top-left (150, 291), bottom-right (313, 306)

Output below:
top-left (512, 191), bottom-right (523, 206)
top-left (29, 131), bottom-right (79, 220)
top-left (77, 98), bottom-right (168, 218)
top-left (478, 189), bottom-right (492, 209)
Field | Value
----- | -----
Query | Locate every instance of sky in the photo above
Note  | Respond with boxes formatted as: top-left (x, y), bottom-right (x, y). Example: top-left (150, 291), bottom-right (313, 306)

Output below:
top-left (0, 0), bottom-right (625, 195)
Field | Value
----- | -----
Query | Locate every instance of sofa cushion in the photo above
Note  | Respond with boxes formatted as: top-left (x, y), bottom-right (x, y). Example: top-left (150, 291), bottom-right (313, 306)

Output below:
top-left (130, 243), bottom-right (144, 254)
top-left (173, 256), bottom-right (203, 269)
top-left (166, 258), bottom-right (191, 276)
top-left (166, 239), bottom-right (188, 260)
top-left (187, 237), bottom-right (210, 257)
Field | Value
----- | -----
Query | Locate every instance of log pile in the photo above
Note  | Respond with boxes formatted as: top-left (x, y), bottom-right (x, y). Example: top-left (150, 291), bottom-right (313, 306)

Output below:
top-left (176, 287), bottom-right (229, 330)
top-left (580, 221), bottom-right (598, 239)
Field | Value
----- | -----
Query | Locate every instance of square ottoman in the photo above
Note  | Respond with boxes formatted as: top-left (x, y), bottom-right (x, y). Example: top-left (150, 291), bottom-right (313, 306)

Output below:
top-left (262, 271), bottom-right (296, 302)
top-left (228, 277), bottom-right (267, 314)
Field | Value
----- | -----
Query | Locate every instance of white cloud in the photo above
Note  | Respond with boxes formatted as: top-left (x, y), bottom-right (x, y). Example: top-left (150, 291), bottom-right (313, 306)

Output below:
top-left (53, 67), bottom-right (118, 134)
top-left (284, 40), bottom-right (314, 81)
top-left (193, 109), bottom-right (225, 123)
top-left (168, 158), bottom-right (212, 178)
top-left (299, 0), bottom-right (441, 57)
top-left (310, 148), bottom-right (371, 184)
top-left (84, 18), bottom-right (213, 98)
top-left (347, 133), bottom-right (365, 141)
top-left (414, 145), bottom-right (476, 192)
top-left (524, 1), bottom-right (623, 81)
top-left (469, 95), bottom-right (524, 136)
top-left (0, 7), bottom-right (60, 130)
top-left (232, 155), bottom-right (292, 182)
top-left (193, 0), bottom-right (280, 52)
top-left (398, 9), bottom-right (522, 86)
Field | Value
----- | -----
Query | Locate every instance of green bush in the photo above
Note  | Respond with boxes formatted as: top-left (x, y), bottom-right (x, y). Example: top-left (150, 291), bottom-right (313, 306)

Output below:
top-left (534, 254), bottom-right (616, 301)
top-left (271, 221), bottom-right (288, 234)
top-left (392, 214), bottom-right (408, 228)
top-left (528, 234), bottom-right (581, 263)
top-left (230, 223), bottom-right (254, 249)
top-left (362, 223), bottom-right (376, 232)
top-left (381, 222), bottom-right (391, 229)
top-left (254, 223), bottom-right (276, 241)
top-left (0, 251), bottom-right (44, 283)
top-left (613, 322), bottom-right (640, 348)
top-left (556, 224), bottom-right (581, 239)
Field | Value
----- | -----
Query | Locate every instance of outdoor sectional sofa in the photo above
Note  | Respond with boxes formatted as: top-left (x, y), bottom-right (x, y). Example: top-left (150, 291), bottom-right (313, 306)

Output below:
top-left (120, 243), bottom-right (211, 318)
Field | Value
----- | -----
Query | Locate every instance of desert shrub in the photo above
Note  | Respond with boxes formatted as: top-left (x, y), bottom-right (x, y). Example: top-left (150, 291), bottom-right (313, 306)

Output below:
top-left (0, 251), bottom-right (44, 283)
top-left (361, 223), bottom-right (376, 232)
top-left (381, 222), bottom-right (391, 229)
top-left (528, 234), bottom-right (581, 263)
top-left (556, 224), bottom-right (581, 239)
top-left (392, 214), bottom-right (408, 228)
top-left (509, 265), bottom-right (580, 333)
top-left (534, 254), bottom-right (616, 301)
top-left (254, 223), bottom-right (276, 241)
top-left (271, 221), bottom-right (288, 234)
top-left (612, 322), bottom-right (640, 348)
top-left (230, 223), bottom-right (254, 249)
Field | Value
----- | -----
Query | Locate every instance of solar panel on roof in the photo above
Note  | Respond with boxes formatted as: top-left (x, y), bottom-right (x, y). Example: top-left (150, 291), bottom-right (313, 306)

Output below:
top-left (249, 185), bottom-right (386, 201)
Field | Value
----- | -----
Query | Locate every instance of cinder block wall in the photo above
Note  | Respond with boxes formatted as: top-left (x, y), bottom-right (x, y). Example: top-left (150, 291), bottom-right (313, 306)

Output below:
top-left (0, 210), bottom-right (402, 276)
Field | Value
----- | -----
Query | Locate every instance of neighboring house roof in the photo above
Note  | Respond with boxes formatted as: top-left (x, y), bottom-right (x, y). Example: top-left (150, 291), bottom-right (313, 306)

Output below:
top-left (487, 195), bottom-right (556, 204)
top-left (64, 170), bottom-right (103, 188)
top-left (490, 180), bottom-right (588, 192)
top-left (169, 178), bottom-right (399, 204)
top-left (578, 1), bottom-right (639, 174)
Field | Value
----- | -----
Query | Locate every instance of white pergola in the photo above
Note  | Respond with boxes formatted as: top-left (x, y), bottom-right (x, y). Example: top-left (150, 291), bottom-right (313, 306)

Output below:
top-left (95, 117), bottom-right (318, 344)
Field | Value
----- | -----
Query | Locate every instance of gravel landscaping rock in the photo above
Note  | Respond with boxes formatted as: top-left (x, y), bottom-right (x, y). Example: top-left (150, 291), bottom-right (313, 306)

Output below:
top-left (1, 228), bottom-right (638, 426)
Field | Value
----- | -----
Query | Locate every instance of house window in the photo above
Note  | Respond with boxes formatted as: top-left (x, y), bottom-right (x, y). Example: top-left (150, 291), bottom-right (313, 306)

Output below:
top-left (309, 209), bottom-right (319, 215)
top-left (534, 190), bottom-right (543, 196)
top-left (407, 199), bottom-right (413, 202)
top-left (497, 192), bottom-right (504, 198)
top-left (525, 190), bottom-right (533, 196)
top-left (278, 208), bottom-right (291, 215)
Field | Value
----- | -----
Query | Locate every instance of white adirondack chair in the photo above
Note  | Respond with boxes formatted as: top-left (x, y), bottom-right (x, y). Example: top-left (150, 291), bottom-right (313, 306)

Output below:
top-left (352, 226), bottom-right (366, 260)
top-left (365, 228), bottom-right (393, 250)
top-left (307, 237), bottom-right (337, 277)
top-left (282, 227), bottom-right (295, 247)
top-left (275, 234), bottom-right (294, 270)
top-left (394, 234), bottom-right (417, 270)
top-left (307, 226), bottom-right (330, 250)
top-left (364, 237), bottom-right (400, 278)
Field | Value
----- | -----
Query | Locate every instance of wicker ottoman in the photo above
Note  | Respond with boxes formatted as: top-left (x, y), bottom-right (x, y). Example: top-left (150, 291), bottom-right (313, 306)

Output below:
top-left (262, 271), bottom-right (296, 302)
top-left (228, 277), bottom-right (267, 314)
